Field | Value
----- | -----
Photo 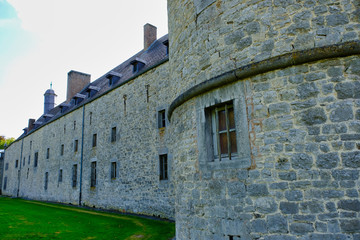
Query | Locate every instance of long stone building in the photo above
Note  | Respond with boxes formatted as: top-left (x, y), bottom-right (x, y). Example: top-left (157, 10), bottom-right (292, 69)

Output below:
top-left (2, 1), bottom-right (360, 239)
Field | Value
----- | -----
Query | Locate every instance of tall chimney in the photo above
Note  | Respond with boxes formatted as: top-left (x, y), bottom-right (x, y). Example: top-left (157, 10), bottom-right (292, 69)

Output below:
top-left (144, 23), bottom-right (157, 50)
top-left (28, 118), bottom-right (35, 132)
top-left (44, 86), bottom-right (57, 114)
top-left (67, 70), bottom-right (91, 103)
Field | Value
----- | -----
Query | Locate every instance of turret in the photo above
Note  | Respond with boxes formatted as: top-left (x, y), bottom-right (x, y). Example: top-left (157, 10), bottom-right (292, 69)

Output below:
top-left (44, 84), bottom-right (57, 114)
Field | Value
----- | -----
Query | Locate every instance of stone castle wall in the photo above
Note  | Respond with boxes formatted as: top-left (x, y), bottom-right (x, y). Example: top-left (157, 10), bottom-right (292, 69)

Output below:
top-left (2, 62), bottom-right (175, 219)
top-left (167, 0), bottom-right (360, 239)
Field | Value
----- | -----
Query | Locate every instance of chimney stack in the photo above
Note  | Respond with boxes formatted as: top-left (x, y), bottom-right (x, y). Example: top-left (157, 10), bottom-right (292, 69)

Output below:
top-left (28, 118), bottom-right (35, 132)
top-left (144, 23), bottom-right (157, 50)
top-left (66, 70), bottom-right (91, 103)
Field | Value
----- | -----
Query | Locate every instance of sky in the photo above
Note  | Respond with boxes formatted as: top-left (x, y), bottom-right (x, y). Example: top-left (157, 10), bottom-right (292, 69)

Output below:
top-left (0, 0), bottom-right (168, 139)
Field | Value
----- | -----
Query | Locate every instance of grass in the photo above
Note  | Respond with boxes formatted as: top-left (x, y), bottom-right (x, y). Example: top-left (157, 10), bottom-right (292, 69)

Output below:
top-left (0, 197), bottom-right (175, 240)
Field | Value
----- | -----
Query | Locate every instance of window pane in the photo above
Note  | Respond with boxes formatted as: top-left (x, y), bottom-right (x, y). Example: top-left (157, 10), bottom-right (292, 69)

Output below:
top-left (219, 132), bottom-right (228, 155)
top-left (228, 107), bottom-right (235, 130)
top-left (230, 131), bottom-right (237, 153)
top-left (218, 110), bottom-right (226, 131)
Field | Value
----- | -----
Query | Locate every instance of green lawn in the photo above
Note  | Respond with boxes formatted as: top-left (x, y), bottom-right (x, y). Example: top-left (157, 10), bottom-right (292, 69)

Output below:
top-left (0, 197), bottom-right (175, 240)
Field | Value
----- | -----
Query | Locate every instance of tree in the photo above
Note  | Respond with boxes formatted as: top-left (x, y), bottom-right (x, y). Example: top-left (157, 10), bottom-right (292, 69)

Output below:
top-left (0, 136), bottom-right (15, 149)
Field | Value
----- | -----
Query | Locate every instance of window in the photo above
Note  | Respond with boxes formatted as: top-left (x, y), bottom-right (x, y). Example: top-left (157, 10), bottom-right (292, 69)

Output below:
top-left (27, 168), bottom-right (29, 179)
top-left (15, 160), bottom-right (18, 168)
top-left (111, 127), bottom-right (116, 142)
top-left (89, 112), bottom-right (92, 125)
top-left (72, 164), bottom-right (77, 188)
top-left (158, 110), bottom-right (166, 128)
top-left (64, 125), bottom-right (66, 134)
top-left (46, 148), bottom-right (50, 159)
top-left (23, 157), bottom-right (25, 166)
top-left (211, 103), bottom-right (237, 160)
top-left (74, 140), bottom-right (78, 152)
top-left (111, 162), bottom-right (117, 179)
top-left (5, 163), bottom-right (8, 171)
top-left (130, 59), bottom-right (145, 73)
top-left (34, 152), bottom-right (38, 167)
top-left (90, 162), bottom-right (96, 188)
top-left (92, 134), bottom-right (97, 148)
top-left (44, 172), bottom-right (49, 190)
top-left (74, 121), bottom-right (76, 130)
top-left (30, 141), bottom-right (32, 150)
top-left (58, 169), bottom-right (63, 183)
top-left (61, 144), bottom-right (64, 156)
top-left (28, 156), bottom-right (30, 165)
top-left (159, 154), bottom-right (168, 180)
top-left (3, 177), bottom-right (7, 190)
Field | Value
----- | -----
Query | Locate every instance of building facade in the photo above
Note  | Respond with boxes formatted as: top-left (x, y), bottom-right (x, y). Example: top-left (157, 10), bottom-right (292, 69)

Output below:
top-left (3, 1), bottom-right (360, 239)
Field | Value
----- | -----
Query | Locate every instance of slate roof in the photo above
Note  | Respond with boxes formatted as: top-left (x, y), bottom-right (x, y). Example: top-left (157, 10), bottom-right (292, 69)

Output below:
top-left (18, 34), bottom-right (169, 139)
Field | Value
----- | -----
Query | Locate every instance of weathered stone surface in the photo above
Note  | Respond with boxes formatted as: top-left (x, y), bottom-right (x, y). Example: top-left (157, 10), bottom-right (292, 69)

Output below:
top-left (338, 200), bottom-right (360, 212)
top-left (316, 153), bottom-right (339, 169)
top-left (291, 153), bottom-right (313, 170)
top-left (342, 151), bottom-right (360, 168)
top-left (301, 108), bottom-right (327, 125)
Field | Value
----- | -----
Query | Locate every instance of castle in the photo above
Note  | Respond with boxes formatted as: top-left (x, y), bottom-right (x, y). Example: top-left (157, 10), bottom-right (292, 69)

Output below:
top-left (2, 1), bottom-right (360, 239)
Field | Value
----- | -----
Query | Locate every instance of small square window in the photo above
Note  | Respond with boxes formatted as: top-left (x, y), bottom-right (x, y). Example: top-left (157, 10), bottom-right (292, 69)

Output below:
top-left (111, 127), bottom-right (116, 142)
top-left (111, 162), bottom-right (117, 179)
top-left (92, 134), bottom-right (97, 148)
top-left (159, 154), bottom-right (168, 180)
top-left (90, 162), bottom-right (96, 188)
top-left (46, 148), bottom-right (50, 159)
top-left (158, 110), bottom-right (166, 128)
top-left (74, 140), bottom-right (79, 152)
top-left (61, 144), bottom-right (64, 156)
top-left (15, 160), bottom-right (18, 168)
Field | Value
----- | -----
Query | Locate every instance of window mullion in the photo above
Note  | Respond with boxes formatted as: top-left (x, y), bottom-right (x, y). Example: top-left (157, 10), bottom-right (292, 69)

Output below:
top-left (225, 105), bottom-right (231, 160)
top-left (215, 108), bottom-right (221, 161)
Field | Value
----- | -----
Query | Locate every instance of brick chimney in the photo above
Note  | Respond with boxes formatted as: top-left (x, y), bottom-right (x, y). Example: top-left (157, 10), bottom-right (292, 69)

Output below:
top-left (66, 70), bottom-right (91, 103)
top-left (144, 23), bottom-right (157, 50)
top-left (28, 119), bottom-right (35, 132)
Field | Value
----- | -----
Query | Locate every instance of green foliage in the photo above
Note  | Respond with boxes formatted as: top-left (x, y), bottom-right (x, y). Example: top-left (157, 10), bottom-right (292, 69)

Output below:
top-left (0, 136), bottom-right (15, 149)
top-left (0, 197), bottom-right (175, 240)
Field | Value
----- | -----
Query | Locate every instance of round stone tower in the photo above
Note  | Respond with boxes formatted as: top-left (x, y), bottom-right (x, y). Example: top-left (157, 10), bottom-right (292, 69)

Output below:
top-left (44, 86), bottom-right (56, 114)
top-left (167, 0), bottom-right (360, 239)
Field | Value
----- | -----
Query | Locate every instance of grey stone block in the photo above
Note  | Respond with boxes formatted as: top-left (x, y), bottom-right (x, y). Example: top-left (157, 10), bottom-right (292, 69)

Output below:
top-left (280, 202), bottom-right (299, 214)
top-left (251, 219), bottom-right (267, 233)
top-left (326, 13), bottom-right (349, 26)
top-left (267, 214), bottom-right (288, 233)
top-left (341, 134), bottom-right (360, 141)
top-left (338, 199), bottom-right (360, 212)
top-left (301, 108), bottom-right (327, 125)
top-left (316, 152), bottom-right (339, 169)
top-left (340, 219), bottom-right (360, 233)
top-left (342, 151), bottom-right (360, 168)
top-left (269, 102), bottom-right (291, 115)
top-left (291, 153), bottom-right (313, 170)
top-left (247, 184), bottom-right (269, 197)
top-left (255, 197), bottom-right (277, 214)
top-left (332, 170), bottom-right (359, 180)
top-left (329, 102), bottom-right (353, 122)
top-left (335, 82), bottom-right (360, 99)
top-left (297, 82), bottom-right (319, 99)
top-left (285, 190), bottom-right (303, 201)
top-left (290, 222), bottom-right (314, 234)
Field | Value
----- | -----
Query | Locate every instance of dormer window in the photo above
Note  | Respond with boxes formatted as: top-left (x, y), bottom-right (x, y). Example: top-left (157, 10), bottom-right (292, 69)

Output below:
top-left (106, 71), bottom-right (122, 86)
top-left (73, 93), bottom-right (86, 105)
top-left (130, 58), bottom-right (146, 73)
top-left (59, 103), bottom-right (71, 113)
top-left (86, 85), bottom-right (101, 98)
top-left (43, 114), bottom-right (54, 122)
top-left (163, 40), bottom-right (169, 55)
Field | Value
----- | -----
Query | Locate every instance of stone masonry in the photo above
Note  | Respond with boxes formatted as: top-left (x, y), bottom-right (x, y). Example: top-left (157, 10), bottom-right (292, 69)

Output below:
top-left (2, 0), bottom-right (360, 239)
